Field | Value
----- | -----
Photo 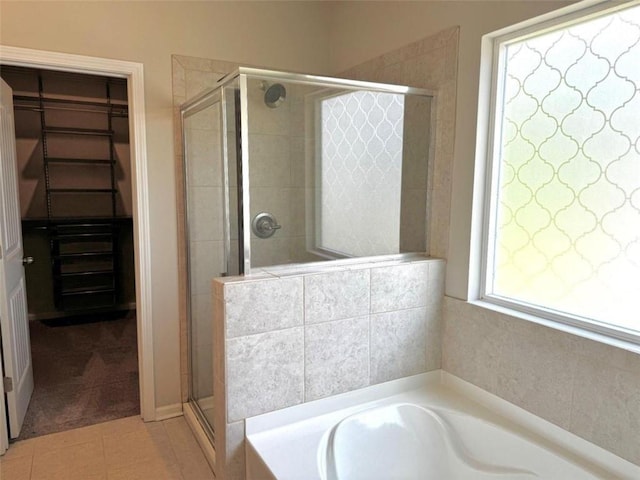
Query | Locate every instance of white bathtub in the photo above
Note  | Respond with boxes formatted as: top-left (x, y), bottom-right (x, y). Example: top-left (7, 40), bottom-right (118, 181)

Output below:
top-left (246, 372), bottom-right (640, 480)
top-left (321, 403), bottom-right (595, 479)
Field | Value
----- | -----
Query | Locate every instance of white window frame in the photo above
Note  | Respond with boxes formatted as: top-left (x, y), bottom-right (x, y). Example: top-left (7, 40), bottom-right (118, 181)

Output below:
top-left (472, 0), bottom-right (640, 349)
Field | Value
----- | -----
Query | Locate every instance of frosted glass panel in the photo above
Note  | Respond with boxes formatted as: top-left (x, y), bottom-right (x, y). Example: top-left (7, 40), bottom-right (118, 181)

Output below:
top-left (492, 4), bottom-right (640, 332)
top-left (319, 91), bottom-right (404, 257)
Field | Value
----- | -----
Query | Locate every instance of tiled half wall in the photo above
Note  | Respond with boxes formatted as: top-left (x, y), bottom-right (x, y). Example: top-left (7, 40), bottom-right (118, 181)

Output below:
top-left (213, 258), bottom-right (445, 480)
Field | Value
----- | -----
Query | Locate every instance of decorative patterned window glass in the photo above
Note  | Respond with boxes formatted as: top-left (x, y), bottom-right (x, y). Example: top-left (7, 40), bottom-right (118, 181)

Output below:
top-left (319, 91), bottom-right (405, 257)
top-left (485, 2), bottom-right (640, 337)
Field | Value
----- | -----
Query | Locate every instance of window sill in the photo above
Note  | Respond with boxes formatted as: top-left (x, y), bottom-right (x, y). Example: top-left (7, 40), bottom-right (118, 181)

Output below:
top-left (466, 298), bottom-right (640, 356)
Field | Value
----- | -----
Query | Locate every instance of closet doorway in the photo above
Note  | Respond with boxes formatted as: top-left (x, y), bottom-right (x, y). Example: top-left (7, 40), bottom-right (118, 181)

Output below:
top-left (1, 66), bottom-right (137, 439)
top-left (0, 45), bottom-right (157, 454)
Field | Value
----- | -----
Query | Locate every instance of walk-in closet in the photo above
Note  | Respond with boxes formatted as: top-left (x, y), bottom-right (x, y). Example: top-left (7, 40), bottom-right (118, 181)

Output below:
top-left (0, 66), bottom-right (139, 439)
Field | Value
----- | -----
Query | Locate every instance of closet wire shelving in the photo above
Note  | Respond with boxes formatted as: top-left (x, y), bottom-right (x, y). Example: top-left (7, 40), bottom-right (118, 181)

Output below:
top-left (14, 71), bottom-right (129, 312)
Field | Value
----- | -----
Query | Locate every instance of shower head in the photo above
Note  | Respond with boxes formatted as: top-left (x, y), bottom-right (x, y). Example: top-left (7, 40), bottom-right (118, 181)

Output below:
top-left (263, 82), bottom-right (286, 108)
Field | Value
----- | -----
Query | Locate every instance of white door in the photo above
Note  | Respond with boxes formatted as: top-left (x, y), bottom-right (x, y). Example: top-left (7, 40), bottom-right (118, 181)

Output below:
top-left (0, 78), bottom-right (34, 441)
top-left (0, 343), bottom-right (7, 454)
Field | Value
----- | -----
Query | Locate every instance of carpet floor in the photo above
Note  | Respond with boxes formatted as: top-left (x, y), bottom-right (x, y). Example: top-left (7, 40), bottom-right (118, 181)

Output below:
top-left (17, 310), bottom-right (140, 440)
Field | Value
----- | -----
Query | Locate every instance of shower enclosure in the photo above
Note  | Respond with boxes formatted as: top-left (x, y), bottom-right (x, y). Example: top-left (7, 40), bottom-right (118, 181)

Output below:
top-left (180, 68), bottom-right (433, 442)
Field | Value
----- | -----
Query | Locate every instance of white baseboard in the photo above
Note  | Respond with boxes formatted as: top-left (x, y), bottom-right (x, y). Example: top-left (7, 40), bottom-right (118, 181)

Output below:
top-left (155, 403), bottom-right (183, 421)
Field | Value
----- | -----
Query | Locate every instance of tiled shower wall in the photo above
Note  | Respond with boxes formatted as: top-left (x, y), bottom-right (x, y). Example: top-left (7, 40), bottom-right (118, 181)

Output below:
top-left (213, 258), bottom-right (445, 480)
top-left (245, 81), bottom-right (322, 267)
top-left (173, 57), bottom-right (324, 401)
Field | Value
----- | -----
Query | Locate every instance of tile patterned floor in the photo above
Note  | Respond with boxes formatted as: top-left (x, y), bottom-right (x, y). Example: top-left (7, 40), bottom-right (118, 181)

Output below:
top-left (0, 415), bottom-right (215, 480)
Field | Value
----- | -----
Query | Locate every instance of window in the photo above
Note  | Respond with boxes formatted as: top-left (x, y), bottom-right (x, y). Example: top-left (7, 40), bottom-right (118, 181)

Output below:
top-left (478, 0), bottom-right (640, 341)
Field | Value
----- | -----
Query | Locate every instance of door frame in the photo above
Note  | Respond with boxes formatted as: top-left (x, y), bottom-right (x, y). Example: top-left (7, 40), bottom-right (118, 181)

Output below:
top-left (0, 45), bottom-right (156, 423)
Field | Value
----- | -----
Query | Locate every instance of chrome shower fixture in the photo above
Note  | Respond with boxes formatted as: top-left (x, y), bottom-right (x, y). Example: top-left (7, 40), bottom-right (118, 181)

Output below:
top-left (261, 81), bottom-right (286, 108)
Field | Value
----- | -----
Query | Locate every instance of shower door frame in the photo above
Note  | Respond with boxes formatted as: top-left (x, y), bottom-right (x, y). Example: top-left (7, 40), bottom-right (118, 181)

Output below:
top-left (182, 67), bottom-right (435, 280)
top-left (180, 76), bottom-right (238, 442)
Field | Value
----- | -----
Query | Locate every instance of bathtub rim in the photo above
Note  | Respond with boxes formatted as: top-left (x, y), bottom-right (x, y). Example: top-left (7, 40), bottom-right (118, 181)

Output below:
top-left (246, 370), bottom-right (640, 480)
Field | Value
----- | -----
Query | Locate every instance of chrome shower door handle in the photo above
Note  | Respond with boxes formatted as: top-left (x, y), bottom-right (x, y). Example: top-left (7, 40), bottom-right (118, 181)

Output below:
top-left (252, 212), bottom-right (282, 239)
top-left (22, 256), bottom-right (34, 265)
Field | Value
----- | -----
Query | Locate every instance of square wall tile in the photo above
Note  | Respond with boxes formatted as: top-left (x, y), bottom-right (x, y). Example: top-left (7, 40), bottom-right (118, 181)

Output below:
top-left (213, 377), bottom-right (227, 461)
top-left (428, 259), bottom-right (446, 299)
top-left (185, 104), bottom-right (220, 133)
top-left (172, 57), bottom-right (186, 98)
top-left (185, 130), bottom-right (222, 188)
top-left (494, 323), bottom-right (577, 430)
top-left (192, 344), bottom-right (213, 399)
top-left (424, 301), bottom-right (443, 371)
top-left (224, 277), bottom-right (303, 337)
top-left (224, 421), bottom-right (246, 480)
top-left (305, 316), bottom-right (370, 401)
top-left (191, 293), bottom-right (213, 347)
top-left (249, 187), bottom-right (292, 237)
top-left (370, 261), bottom-right (430, 313)
top-left (251, 237), bottom-right (292, 268)
top-left (290, 136), bottom-right (306, 187)
top-left (226, 327), bottom-right (304, 422)
top-left (213, 296), bottom-right (226, 383)
top-left (185, 69), bottom-right (220, 99)
top-left (442, 297), bottom-right (508, 393)
top-left (188, 186), bottom-right (224, 242)
top-left (569, 357), bottom-right (640, 466)
top-left (289, 188), bottom-right (306, 237)
top-left (189, 240), bottom-right (225, 295)
top-left (249, 134), bottom-right (291, 187)
top-left (370, 307), bottom-right (430, 383)
top-left (305, 269), bottom-right (370, 324)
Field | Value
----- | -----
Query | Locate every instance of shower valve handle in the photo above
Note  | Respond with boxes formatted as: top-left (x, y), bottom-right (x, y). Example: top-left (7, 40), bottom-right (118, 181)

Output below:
top-left (252, 212), bottom-right (282, 239)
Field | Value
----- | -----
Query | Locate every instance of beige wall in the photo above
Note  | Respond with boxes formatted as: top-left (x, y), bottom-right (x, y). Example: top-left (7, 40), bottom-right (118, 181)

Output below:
top-left (0, 1), bottom-right (331, 410)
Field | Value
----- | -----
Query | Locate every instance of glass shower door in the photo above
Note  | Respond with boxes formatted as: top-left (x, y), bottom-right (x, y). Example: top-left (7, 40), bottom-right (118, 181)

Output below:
top-left (182, 83), bottom-right (239, 437)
